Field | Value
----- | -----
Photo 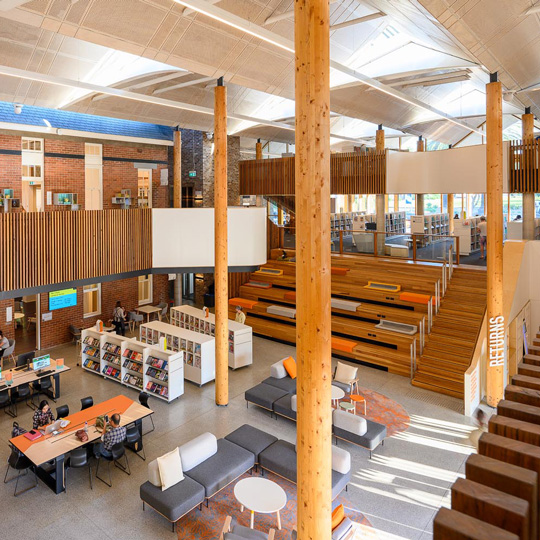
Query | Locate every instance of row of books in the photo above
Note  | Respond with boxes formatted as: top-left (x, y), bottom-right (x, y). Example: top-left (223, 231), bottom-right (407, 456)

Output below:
top-left (185, 354), bottom-right (201, 368)
top-left (83, 359), bottom-right (100, 372)
top-left (147, 356), bottom-right (168, 370)
top-left (83, 336), bottom-right (100, 347)
top-left (103, 353), bottom-right (120, 365)
top-left (172, 317), bottom-right (235, 343)
top-left (146, 367), bottom-right (168, 382)
top-left (83, 346), bottom-right (100, 359)
top-left (123, 349), bottom-right (143, 362)
top-left (124, 360), bottom-right (143, 373)
top-left (123, 373), bottom-right (143, 388)
top-left (102, 366), bottom-right (120, 379)
top-left (103, 342), bottom-right (121, 355)
top-left (141, 329), bottom-right (202, 355)
top-left (146, 381), bottom-right (168, 398)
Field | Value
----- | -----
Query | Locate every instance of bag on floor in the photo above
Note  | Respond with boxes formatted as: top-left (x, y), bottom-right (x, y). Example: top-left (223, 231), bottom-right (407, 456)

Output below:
top-left (11, 421), bottom-right (26, 438)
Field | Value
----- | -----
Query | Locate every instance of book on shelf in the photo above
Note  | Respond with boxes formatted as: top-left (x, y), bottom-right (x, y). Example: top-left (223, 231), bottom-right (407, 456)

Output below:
top-left (83, 336), bottom-right (100, 347)
top-left (83, 346), bottom-right (100, 358)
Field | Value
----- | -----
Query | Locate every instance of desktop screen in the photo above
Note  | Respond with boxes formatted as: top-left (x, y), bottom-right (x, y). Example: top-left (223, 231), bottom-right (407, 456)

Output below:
top-left (32, 354), bottom-right (51, 371)
top-left (49, 288), bottom-right (77, 311)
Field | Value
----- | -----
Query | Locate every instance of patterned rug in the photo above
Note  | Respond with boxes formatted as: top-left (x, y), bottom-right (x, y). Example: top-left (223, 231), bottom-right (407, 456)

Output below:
top-left (177, 471), bottom-right (373, 539)
top-left (337, 386), bottom-right (410, 437)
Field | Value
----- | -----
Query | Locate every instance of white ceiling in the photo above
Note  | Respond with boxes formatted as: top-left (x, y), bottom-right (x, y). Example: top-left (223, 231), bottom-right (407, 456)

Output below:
top-left (0, 0), bottom-right (536, 149)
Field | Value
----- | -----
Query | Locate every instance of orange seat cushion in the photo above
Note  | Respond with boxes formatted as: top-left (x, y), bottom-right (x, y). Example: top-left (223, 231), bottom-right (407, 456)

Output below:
top-left (332, 504), bottom-right (345, 530)
top-left (331, 267), bottom-right (350, 276)
top-left (331, 337), bottom-right (358, 353)
top-left (228, 297), bottom-right (258, 310)
top-left (283, 356), bottom-right (297, 379)
top-left (284, 291), bottom-right (297, 301)
top-left (399, 292), bottom-right (436, 305)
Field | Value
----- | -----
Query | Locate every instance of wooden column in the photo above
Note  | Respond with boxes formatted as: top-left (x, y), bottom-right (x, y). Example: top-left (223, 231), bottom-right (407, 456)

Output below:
top-left (173, 129), bottom-right (183, 305)
top-left (394, 194), bottom-right (399, 212)
top-left (376, 125), bottom-right (386, 252)
top-left (448, 194), bottom-right (455, 234)
top-left (416, 137), bottom-right (425, 215)
top-left (214, 78), bottom-right (229, 406)
top-left (522, 109), bottom-right (535, 240)
top-left (486, 73), bottom-right (505, 407)
top-left (295, 1), bottom-right (332, 538)
top-left (255, 138), bottom-right (263, 160)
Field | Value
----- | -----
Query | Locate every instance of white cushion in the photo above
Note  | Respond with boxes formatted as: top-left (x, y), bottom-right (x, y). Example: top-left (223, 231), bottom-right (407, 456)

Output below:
top-left (179, 432), bottom-right (218, 472)
top-left (270, 359), bottom-right (288, 379)
top-left (291, 394), bottom-right (297, 412)
top-left (332, 445), bottom-right (351, 475)
top-left (148, 459), bottom-right (161, 487)
top-left (333, 409), bottom-right (367, 436)
top-left (334, 362), bottom-right (358, 384)
top-left (157, 448), bottom-right (184, 491)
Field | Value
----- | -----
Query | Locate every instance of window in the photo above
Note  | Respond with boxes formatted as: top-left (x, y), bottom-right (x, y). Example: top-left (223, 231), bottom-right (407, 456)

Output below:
top-left (83, 284), bottom-right (101, 318)
top-left (22, 165), bottom-right (42, 177)
top-left (138, 275), bottom-right (153, 305)
top-left (85, 143), bottom-right (103, 210)
top-left (22, 138), bottom-right (43, 152)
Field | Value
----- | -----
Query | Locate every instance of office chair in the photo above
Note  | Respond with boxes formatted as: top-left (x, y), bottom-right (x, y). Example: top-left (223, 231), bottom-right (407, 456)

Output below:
top-left (0, 390), bottom-right (15, 418)
top-left (138, 392), bottom-right (154, 434)
top-left (95, 442), bottom-right (130, 487)
top-left (31, 375), bottom-right (55, 407)
top-left (16, 351), bottom-right (35, 368)
top-left (11, 383), bottom-right (33, 415)
top-left (1, 339), bottom-right (16, 369)
top-left (4, 446), bottom-right (38, 497)
top-left (125, 425), bottom-right (145, 461)
top-left (56, 404), bottom-right (69, 419)
top-left (66, 448), bottom-right (92, 490)
top-left (80, 396), bottom-right (93, 410)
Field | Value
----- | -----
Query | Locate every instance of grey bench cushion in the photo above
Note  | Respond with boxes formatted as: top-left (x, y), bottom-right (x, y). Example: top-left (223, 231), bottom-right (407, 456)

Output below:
top-left (231, 524), bottom-right (269, 539)
top-left (225, 424), bottom-right (278, 462)
top-left (140, 475), bottom-right (204, 522)
top-left (245, 383), bottom-right (289, 410)
top-left (185, 439), bottom-right (255, 498)
top-left (262, 376), bottom-right (297, 394)
top-left (333, 418), bottom-right (387, 451)
top-left (273, 394), bottom-right (297, 421)
top-left (332, 470), bottom-right (351, 500)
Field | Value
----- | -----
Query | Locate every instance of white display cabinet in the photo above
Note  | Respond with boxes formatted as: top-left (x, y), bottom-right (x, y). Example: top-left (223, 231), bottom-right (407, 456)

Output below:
top-left (454, 217), bottom-right (482, 255)
top-left (170, 305), bottom-right (253, 370)
top-left (140, 321), bottom-right (215, 386)
top-left (81, 328), bottom-right (104, 375)
top-left (143, 347), bottom-right (184, 402)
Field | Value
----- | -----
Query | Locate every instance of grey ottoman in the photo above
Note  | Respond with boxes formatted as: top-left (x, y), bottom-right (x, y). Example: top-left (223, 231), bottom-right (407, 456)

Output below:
top-left (259, 440), bottom-right (297, 483)
top-left (262, 376), bottom-right (297, 394)
top-left (225, 424), bottom-right (278, 463)
top-left (245, 383), bottom-right (289, 412)
top-left (273, 394), bottom-right (296, 421)
top-left (333, 418), bottom-right (387, 456)
top-left (140, 475), bottom-right (205, 529)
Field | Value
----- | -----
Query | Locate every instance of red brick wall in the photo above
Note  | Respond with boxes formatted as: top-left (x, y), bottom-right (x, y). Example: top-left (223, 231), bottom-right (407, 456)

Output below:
top-left (0, 134), bottom-right (23, 211)
top-left (0, 299), bottom-right (15, 342)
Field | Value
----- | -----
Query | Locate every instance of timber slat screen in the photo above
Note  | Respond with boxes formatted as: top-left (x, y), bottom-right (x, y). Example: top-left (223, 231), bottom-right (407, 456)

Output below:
top-left (510, 139), bottom-right (539, 193)
top-left (0, 209), bottom-right (152, 292)
top-left (240, 151), bottom-right (386, 195)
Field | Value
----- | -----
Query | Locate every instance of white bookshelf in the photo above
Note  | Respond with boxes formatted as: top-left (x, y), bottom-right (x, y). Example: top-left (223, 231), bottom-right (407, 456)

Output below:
top-left (81, 328), bottom-right (104, 375)
top-left (454, 217), bottom-right (482, 255)
top-left (170, 306), bottom-right (253, 370)
top-left (140, 321), bottom-right (215, 386)
top-left (507, 219), bottom-right (540, 240)
top-left (411, 213), bottom-right (450, 246)
top-left (121, 339), bottom-right (146, 392)
top-left (332, 211), bottom-right (406, 239)
top-left (101, 333), bottom-right (130, 382)
top-left (144, 347), bottom-right (184, 402)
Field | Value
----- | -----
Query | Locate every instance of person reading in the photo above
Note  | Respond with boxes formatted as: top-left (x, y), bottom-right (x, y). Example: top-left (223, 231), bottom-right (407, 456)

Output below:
top-left (94, 413), bottom-right (126, 458)
top-left (33, 400), bottom-right (55, 430)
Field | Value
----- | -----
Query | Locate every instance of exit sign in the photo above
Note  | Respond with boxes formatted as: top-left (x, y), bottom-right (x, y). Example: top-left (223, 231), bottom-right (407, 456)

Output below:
top-left (189, 170), bottom-right (196, 178)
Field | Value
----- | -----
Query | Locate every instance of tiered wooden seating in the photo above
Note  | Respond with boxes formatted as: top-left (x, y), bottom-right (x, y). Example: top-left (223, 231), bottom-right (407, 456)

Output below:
top-left (489, 415), bottom-right (540, 446)
top-left (518, 363), bottom-right (540, 378)
top-left (512, 375), bottom-right (540, 392)
top-left (412, 267), bottom-right (487, 399)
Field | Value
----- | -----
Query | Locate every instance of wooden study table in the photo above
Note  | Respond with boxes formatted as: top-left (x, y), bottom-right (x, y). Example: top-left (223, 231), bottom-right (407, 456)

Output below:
top-left (0, 364), bottom-right (70, 401)
top-left (136, 305), bottom-right (161, 322)
top-left (9, 395), bottom-right (153, 494)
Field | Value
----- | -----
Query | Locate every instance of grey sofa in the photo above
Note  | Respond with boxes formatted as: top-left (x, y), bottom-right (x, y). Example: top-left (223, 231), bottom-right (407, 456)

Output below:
top-left (225, 424), bottom-right (278, 465)
top-left (140, 432), bottom-right (255, 532)
top-left (332, 409), bottom-right (386, 457)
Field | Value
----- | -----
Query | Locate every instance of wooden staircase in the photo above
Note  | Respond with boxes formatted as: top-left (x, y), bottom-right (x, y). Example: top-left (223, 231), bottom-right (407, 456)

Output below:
top-left (412, 267), bottom-right (487, 399)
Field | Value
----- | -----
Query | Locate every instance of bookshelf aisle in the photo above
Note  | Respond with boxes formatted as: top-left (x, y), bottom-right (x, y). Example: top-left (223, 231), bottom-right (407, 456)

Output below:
top-left (140, 321), bottom-right (215, 386)
top-left (170, 306), bottom-right (253, 369)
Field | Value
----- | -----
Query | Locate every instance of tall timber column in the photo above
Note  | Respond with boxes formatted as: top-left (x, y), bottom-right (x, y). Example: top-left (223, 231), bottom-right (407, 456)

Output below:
top-left (522, 107), bottom-right (535, 240)
top-left (376, 125), bottom-right (386, 254)
top-left (486, 73), bottom-right (505, 407)
top-left (295, 1), bottom-right (332, 538)
top-left (173, 129), bottom-right (183, 305)
top-left (448, 194), bottom-right (455, 234)
top-left (416, 136), bottom-right (425, 216)
top-left (255, 138), bottom-right (263, 206)
top-left (214, 77), bottom-right (229, 406)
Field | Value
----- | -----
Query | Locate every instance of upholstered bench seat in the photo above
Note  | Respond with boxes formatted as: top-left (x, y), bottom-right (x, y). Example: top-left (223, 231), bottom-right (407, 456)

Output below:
top-left (333, 410), bottom-right (387, 457)
top-left (267, 305), bottom-right (296, 318)
top-left (273, 394), bottom-right (297, 421)
top-left (262, 376), bottom-right (297, 394)
top-left (245, 383), bottom-right (289, 412)
top-left (224, 424), bottom-right (278, 463)
top-left (229, 297), bottom-right (258, 309)
top-left (331, 298), bottom-right (361, 312)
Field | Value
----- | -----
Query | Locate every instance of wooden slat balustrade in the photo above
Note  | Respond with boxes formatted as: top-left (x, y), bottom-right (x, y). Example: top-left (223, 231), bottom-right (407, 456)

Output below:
top-left (239, 151), bottom-right (386, 195)
top-left (0, 209), bottom-right (152, 293)
top-left (510, 140), bottom-right (539, 193)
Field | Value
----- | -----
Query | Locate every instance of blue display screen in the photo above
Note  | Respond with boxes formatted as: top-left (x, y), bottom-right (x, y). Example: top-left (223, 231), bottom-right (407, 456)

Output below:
top-left (49, 288), bottom-right (77, 311)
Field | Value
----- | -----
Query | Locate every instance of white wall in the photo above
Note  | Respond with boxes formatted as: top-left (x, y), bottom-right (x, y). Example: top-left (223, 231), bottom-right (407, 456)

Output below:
top-left (387, 142), bottom-right (509, 194)
top-left (152, 207), bottom-right (267, 269)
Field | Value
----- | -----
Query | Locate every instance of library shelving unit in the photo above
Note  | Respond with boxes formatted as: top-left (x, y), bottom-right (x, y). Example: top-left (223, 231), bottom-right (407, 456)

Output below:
top-left (454, 217), bottom-right (482, 255)
top-left (385, 211), bottom-right (406, 237)
top-left (121, 339), bottom-right (147, 392)
top-left (81, 328), bottom-right (103, 375)
top-left (411, 213), bottom-right (450, 246)
top-left (507, 219), bottom-right (540, 240)
top-left (170, 305), bottom-right (253, 369)
top-left (101, 333), bottom-right (129, 383)
top-left (140, 321), bottom-right (215, 386)
top-left (144, 347), bottom-right (184, 402)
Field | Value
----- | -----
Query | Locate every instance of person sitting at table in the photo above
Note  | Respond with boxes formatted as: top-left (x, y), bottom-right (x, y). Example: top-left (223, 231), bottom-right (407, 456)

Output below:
top-left (112, 300), bottom-right (126, 336)
top-left (0, 329), bottom-right (9, 359)
top-left (94, 413), bottom-right (126, 459)
top-left (33, 400), bottom-right (55, 430)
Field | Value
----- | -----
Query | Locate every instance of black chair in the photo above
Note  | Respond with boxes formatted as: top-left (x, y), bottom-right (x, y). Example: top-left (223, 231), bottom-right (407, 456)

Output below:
top-left (11, 383), bottom-right (33, 415)
top-left (4, 446), bottom-right (38, 496)
top-left (0, 390), bottom-right (15, 417)
top-left (31, 376), bottom-right (55, 407)
top-left (138, 392), bottom-right (154, 434)
top-left (66, 448), bottom-right (92, 490)
top-left (16, 351), bottom-right (35, 368)
top-left (125, 425), bottom-right (145, 461)
top-left (80, 396), bottom-right (93, 411)
top-left (56, 404), bottom-right (69, 419)
top-left (95, 442), bottom-right (130, 487)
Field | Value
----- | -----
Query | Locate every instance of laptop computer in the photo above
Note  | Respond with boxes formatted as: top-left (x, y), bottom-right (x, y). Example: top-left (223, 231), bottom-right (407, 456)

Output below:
top-left (40, 419), bottom-right (65, 435)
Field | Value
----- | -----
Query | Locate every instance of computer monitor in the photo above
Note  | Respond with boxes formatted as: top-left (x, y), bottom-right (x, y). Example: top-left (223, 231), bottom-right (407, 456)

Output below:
top-left (365, 222), bottom-right (377, 231)
top-left (32, 354), bottom-right (51, 371)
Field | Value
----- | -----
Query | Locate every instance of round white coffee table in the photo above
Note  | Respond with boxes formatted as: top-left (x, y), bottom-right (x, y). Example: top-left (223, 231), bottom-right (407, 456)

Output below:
top-left (331, 384), bottom-right (345, 406)
top-left (234, 477), bottom-right (287, 530)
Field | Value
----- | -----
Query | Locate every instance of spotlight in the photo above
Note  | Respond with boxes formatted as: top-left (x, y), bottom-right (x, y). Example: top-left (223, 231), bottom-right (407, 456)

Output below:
top-left (14, 103), bottom-right (23, 114)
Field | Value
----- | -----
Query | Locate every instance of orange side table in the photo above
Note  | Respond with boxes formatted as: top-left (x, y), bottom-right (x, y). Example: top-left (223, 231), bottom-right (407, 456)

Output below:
top-left (349, 394), bottom-right (367, 415)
